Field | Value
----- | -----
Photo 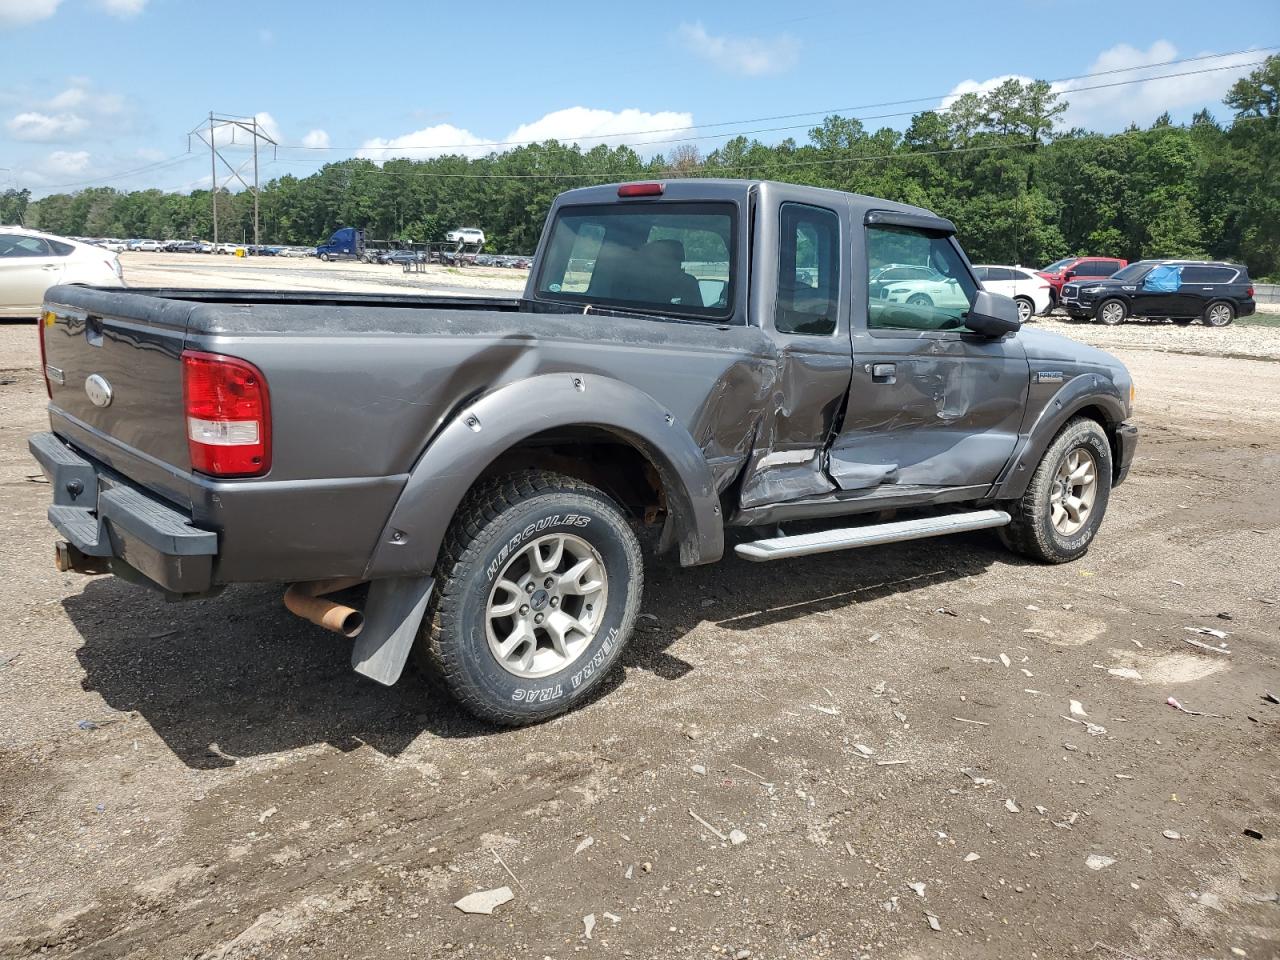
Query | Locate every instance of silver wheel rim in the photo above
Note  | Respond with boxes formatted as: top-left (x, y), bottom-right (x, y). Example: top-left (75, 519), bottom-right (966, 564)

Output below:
top-left (907, 294), bottom-right (931, 307)
top-left (1208, 304), bottom-right (1230, 326)
top-left (1050, 448), bottom-right (1098, 537)
top-left (1016, 299), bottom-right (1031, 323)
top-left (1101, 302), bottom-right (1124, 324)
top-left (485, 532), bottom-right (608, 679)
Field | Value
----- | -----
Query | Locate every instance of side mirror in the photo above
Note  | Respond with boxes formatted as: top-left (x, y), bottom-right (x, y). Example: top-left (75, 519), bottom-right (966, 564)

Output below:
top-left (1062, 271), bottom-right (1075, 281)
top-left (966, 290), bottom-right (1021, 337)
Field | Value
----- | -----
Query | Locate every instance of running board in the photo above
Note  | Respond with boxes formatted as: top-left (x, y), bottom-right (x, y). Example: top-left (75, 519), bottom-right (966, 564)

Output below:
top-left (734, 509), bottom-right (1011, 562)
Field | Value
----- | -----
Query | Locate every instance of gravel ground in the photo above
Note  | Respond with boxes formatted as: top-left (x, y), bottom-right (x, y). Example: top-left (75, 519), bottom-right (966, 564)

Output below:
top-left (1, 293), bottom-right (1278, 959)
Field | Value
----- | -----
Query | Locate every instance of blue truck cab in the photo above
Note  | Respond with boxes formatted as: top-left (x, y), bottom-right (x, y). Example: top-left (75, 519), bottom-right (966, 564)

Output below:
top-left (315, 227), bottom-right (365, 262)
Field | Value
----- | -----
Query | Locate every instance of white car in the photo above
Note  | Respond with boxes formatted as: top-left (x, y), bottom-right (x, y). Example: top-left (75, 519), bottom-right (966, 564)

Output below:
top-left (445, 227), bottom-right (485, 247)
top-left (972, 265), bottom-right (1053, 322)
top-left (0, 228), bottom-right (124, 318)
top-left (131, 239), bottom-right (164, 253)
top-left (216, 242), bottom-right (244, 255)
top-left (99, 238), bottom-right (128, 252)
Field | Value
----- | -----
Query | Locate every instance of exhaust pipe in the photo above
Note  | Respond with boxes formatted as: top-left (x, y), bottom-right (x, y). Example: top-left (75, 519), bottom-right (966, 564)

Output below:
top-left (284, 578), bottom-right (366, 638)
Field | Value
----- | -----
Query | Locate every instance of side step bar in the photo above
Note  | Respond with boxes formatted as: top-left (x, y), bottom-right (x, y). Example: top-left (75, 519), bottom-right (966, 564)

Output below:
top-left (734, 509), bottom-right (1011, 562)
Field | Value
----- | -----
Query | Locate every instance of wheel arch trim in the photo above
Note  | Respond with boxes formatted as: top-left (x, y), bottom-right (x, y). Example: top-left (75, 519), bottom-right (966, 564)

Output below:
top-left (363, 373), bottom-right (724, 579)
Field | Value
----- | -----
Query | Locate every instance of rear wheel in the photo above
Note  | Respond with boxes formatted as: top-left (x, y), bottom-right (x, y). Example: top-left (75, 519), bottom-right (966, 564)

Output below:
top-left (420, 470), bottom-right (643, 726)
top-left (1097, 299), bottom-right (1127, 326)
top-left (1202, 301), bottom-right (1234, 327)
top-left (1014, 296), bottom-right (1034, 324)
top-left (999, 417), bottom-right (1112, 564)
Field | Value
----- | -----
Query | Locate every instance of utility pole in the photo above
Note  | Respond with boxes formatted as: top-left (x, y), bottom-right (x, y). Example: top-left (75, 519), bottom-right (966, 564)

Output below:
top-left (189, 112), bottom-right (278, 246)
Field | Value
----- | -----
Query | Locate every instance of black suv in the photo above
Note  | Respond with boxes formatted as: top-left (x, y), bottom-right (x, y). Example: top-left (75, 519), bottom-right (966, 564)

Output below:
top-left (1061, 260), bottom-right (1255, 327)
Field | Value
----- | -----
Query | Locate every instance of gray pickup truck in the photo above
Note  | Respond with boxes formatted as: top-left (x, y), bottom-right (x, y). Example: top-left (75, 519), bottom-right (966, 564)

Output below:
top-left (30, 179), bottom-right (1137, 724)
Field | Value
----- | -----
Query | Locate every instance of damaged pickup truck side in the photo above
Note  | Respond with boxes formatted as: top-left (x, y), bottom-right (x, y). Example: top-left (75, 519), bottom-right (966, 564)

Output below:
top-left (30, 179), bottom-right (1137, 724)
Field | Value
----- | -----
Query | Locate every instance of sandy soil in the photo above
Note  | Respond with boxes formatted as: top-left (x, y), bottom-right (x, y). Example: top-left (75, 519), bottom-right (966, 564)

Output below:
top-left (1, 294), bottom-right (1278, 959)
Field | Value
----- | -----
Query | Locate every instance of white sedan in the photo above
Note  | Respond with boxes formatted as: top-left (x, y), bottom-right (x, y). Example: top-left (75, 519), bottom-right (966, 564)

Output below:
top-left (972, 265), bottom-right (1053, 322)
top-left (0, 228), bottom-right (124, 318)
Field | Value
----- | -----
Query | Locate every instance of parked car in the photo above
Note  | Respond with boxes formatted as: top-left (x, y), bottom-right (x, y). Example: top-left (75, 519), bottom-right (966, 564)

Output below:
top-left (445, 227), bottom-right (485, 247)
top-left (195, 241), bottom-right (214, 254)
top-left (99, 238), bottom-right (128, 253)
top-left (1061, 259), bottom-right (1255, 327)
top-left (129, 239), bottom-right (164, 253)
top-left (867, 263), bottom-right (949, 301)
top-left (878, 269), bottom-right (971, 314)
top-left (973, 265), bottom-right (1054, 322)
top-left (30, 179), bottom-right (1136, 726)
top-left (215, 242), bottom-right (244, 255)
top-left (1037, 256), bottom-right (1127, 306)
top-left (379, 249), bottom-right (424, 265)
top-left (0, 227), bottom-right (123, 318)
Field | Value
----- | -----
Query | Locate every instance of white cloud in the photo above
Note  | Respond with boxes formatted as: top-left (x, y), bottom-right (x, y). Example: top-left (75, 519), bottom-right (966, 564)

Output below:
top-left (0, 0), bottom-right (60, 26)
top-left (45, 79), bottom-right (125, 115)
top-left (47, 150), bottom-right (90, 175)
top-left (253, 111), bottom-right (282, 144)
top-left (677, 21), bottom-right (800, 76)
top-left (7, 111), bottom-right (89, 141)
top-left (940, 42), bottom-right (1264, 131)
top-left (358, 107), bottom-right (695, 161)
top-left (301, 128), bottom-right (330, 149)
top-left (96, 0), bottom-right (147, 17)
top-left (1055, 42), bottom-right (1261, 128)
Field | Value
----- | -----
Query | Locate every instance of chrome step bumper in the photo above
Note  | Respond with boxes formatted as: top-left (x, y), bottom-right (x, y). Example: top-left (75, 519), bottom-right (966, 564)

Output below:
top-left (734, 509), bottom-right (1011, 562)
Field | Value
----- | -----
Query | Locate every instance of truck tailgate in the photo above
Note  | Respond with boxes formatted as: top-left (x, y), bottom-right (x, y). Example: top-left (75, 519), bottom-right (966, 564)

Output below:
top-left (42, 285), bottom-right (195, 476)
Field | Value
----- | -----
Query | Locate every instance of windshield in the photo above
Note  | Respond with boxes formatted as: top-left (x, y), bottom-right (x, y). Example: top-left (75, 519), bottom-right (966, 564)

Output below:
top-left (1041, 258), bottom-right (1074, 272)
top-left (1109, 262), bottom-right (1155, 282)
top-left (535, 202), bottom-right (735, 319)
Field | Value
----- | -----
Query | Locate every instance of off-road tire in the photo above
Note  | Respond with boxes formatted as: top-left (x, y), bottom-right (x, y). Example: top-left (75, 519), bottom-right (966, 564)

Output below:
top-left (1096, 298), bottom-right (1127, 326)
top-left (1202, 301), bottom-right (1235, 327)
top-left (999, 417), bottom-right (1113, 564)
top-left (420, 470), bottom-right (643, 726)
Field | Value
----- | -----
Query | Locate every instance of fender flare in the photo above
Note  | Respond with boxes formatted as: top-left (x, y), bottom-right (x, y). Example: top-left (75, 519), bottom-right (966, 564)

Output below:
top-left (363, 372), bottom-right (724, 579)
top-left (990, 373), bottom-right (1127, 501)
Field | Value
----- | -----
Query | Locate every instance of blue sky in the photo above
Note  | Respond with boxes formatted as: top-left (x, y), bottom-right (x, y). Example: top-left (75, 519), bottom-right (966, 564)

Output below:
top-left (1, 0), bottom-right (1275, 197)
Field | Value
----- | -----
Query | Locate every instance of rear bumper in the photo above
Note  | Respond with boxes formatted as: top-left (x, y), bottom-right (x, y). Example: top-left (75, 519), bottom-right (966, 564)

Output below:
top-left (1113, 421), bottom-right (1138, 487)
top-left (28, 431), bottom-right (217, 594)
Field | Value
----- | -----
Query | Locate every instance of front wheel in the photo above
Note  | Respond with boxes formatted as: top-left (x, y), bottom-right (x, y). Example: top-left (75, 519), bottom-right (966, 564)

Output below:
top-left (1097, 299), bottom-right (1127, 326)
top-left (421, 471), bottom-right (643, 726)
top-left (999, 417), bottom-right (1113, 564)
top-left (906, 293), bottom-right (933, 308)
top-left (1014, 296), bottom-right (1034, 324)
top-left (318, 252), bottom-right (330, 262)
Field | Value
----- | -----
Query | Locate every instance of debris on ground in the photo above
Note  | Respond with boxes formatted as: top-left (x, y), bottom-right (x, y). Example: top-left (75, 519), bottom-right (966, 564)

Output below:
top-left (854, 743), bottom-right (875, 757)
top-left (964, 853), bottom-right (981, 862)
top-left (1108, 667), bottom-right (1143, 680)
top-left (1085, 855), bottom-right (1116, 871)
top-left (1162, 829), bottom-right (1181, 840)
top-left (908, 881), bottom-right (926, 897)
top-left (76, 720), bottom-right (99, 730)
top-left (688, 809), bottom-right (727, 842)
top-left (1243, 828), bottom-right (1264, 840)
top-left (809, 704), bottom-right (840, 716)
top-left (1264, 691), bottom-right (1280, 705)
top-left (1183, 636), bottom-right (1232, 655)
top-left (575, 836), bottom-right (594, 855)
top-left (999, 653), bottom-right (1011, 668)
top-left (258, 806), bottom-right (278, 824)
top-left (691, 764), bottom-right (706, 776)
top-left (1185, 626), bottom-right (1229, 640)
top-left (453, 886), bottom-right (514, 915)
top-left (953, 716), bottom-right (990, 727)
top-left (1070, 700), bottom-right (1088, 718)
top-left (1167, 697), bottom-right (1225, 718)
top-left (1062, 715), bottom-right (1108, 736)
top-left (582, 913), bottom-right (595, 940)
top-left (1004, 799), bottom-right (1021, 813)
top-left (925, 912), bottom-right (942, 931)
top-left (729, 829), bottom-right (748, 846)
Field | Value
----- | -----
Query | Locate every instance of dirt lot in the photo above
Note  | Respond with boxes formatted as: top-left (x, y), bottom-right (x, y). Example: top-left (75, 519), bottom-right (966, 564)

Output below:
top-left (1, 287), bottom-right (1278, 959)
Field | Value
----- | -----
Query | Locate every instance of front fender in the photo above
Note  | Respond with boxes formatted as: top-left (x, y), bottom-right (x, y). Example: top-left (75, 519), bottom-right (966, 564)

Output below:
top-left (991, 373), bottom-right (1127, 501)
top-left (363, 372), bottom-right (724, 579)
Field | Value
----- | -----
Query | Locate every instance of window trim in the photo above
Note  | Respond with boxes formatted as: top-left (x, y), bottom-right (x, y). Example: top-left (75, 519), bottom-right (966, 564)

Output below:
top-left (772, 201), bottom-right (842, 338)
top-left (530, 200), bottom-right (740, 324)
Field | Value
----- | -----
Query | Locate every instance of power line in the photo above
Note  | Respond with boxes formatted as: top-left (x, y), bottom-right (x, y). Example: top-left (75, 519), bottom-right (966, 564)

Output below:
top-left (279, 46), bottom-right (1277, 154)
top-left (40, 152), bottom-right (198, 190)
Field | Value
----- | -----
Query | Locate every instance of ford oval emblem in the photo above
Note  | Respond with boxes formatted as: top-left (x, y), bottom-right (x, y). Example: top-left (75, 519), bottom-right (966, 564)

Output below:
top-left (85, 374), bottom-right (113, 408)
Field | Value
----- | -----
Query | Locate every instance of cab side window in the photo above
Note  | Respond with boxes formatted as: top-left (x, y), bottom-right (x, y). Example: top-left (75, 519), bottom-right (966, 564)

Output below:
top-left (867, 225), bottom-right (977, 332)
top-left (775, 203), bottom-right (839, 336)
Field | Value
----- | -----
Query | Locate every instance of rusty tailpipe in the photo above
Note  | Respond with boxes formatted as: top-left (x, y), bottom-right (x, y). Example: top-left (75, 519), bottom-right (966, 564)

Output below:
top-left (284, 578), bottom-right (366, 638)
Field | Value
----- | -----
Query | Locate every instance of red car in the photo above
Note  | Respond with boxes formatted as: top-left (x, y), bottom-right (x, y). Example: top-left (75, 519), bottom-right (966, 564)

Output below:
top-left (1038, 256), bottom-right (1127, 306)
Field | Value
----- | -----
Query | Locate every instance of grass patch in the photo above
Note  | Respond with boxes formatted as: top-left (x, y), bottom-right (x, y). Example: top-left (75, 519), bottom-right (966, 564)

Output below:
top-left (1238, 311), bottom-right (1280, 328)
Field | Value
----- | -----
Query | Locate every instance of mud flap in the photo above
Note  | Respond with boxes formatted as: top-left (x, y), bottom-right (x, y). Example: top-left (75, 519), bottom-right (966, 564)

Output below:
top-left (351, 575), bottom-right (434, 686)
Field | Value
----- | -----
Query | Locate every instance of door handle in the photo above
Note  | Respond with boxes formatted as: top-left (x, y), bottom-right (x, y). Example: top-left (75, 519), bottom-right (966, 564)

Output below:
top-left (867, 362), bottom-right (896, 383)
top-left (42, 264), bottom-right (61, 271)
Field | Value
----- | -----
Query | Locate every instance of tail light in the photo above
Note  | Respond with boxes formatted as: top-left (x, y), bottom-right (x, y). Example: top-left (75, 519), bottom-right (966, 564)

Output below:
top-left (38, 311), bottom-right (53, 398)
top-left (182, 350), bottom-right (271, 477)
top-left (1247, 285), bottom-right (1254, 298)
top-left (618, 182), bottom-right (664, 198)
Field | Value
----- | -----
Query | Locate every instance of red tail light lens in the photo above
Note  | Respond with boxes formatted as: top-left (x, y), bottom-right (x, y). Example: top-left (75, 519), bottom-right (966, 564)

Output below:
top-left (182, 350), bottom-right (271, 477)
top-left (1247, 285), bottom-right (1254, 298)
top-left (618, 182), bottom-right (664, 198)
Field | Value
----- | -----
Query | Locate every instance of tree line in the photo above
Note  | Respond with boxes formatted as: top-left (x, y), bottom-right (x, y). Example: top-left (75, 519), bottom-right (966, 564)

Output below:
top-left (7, 56), bottom-right (1278, 278)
